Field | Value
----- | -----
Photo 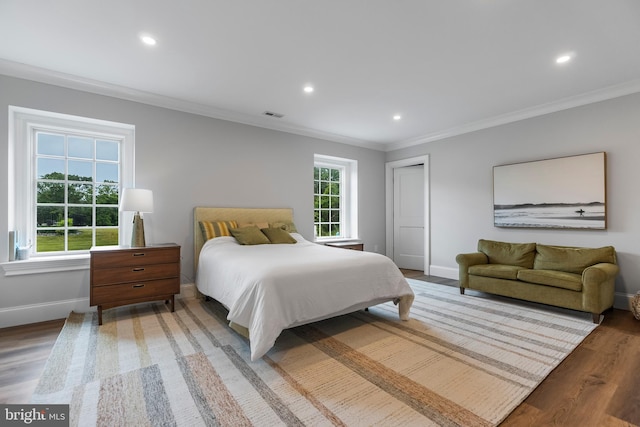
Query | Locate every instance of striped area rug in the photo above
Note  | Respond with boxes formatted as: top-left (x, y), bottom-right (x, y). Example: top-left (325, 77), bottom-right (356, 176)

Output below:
top-left (31, 280), bottom-right (598, 426)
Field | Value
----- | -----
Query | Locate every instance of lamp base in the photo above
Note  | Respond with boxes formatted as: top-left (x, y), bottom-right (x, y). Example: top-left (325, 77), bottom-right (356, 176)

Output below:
top-left (131, 213), bottom-right (146, 247)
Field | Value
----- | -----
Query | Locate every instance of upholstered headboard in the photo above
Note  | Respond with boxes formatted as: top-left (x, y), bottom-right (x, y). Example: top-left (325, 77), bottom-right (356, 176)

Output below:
top-left (193, 207), bottom-right (294, 270)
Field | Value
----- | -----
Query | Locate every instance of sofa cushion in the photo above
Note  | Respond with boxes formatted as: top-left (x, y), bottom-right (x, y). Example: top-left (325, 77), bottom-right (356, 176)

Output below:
top-left (477, 239), bottom-right (536, 268)
top-left (517, 269), bottom-right (583, 291)
top-left (534, 244), bottom-right (616, 274)
top-left (469, 264), bottom-right (524, 280)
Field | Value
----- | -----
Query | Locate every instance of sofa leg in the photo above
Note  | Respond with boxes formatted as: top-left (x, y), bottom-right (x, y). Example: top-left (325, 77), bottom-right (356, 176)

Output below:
top-left (592, 313), bottom-right (600, 324)
top-left (460, 287), bottom-right (465, 295)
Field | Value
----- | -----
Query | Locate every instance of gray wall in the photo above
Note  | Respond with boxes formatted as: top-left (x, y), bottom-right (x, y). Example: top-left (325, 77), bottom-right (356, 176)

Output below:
top-left (3, 73), bottom-right (638, 327)
top-left (387, 92), bottom-right (640, 306)
top-left (0, 75), bottom-right (387, 327)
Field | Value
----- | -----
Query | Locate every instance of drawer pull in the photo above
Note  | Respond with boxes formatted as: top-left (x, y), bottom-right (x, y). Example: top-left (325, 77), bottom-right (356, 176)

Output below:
top-left (133, 253), bottom-right (146, 257)
top-left (132, 284), bottom-right (145, 288)
top-left (132, 268), bottom-right (145, 272)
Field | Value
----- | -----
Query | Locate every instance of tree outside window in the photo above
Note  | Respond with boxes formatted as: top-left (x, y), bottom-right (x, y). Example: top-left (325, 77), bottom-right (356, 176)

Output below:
top-left (314, 166), bottom-right (343, 238)
top-left (35, 131), bottom-right (120, 252)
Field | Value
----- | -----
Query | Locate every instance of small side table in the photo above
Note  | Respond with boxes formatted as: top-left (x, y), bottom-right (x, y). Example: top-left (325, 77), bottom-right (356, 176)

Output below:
top-left (90, 243), bottom-right (181, 325)
top-left (324, 241), bottom-right (364, 251)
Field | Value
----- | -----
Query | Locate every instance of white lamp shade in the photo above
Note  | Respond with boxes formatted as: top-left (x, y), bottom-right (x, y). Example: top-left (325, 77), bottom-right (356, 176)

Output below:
top-left (120, 188), bottom-right (154, 213)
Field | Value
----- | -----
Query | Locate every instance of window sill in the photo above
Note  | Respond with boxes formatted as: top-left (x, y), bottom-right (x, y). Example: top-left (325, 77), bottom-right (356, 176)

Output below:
top-left (315, 238), bottom-right (361, 244)
top-left (1, 254), bottom-right (89, 276)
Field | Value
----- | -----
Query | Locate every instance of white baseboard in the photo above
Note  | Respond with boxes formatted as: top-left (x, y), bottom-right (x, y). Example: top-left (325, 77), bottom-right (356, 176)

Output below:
top-left (614, 292), bottom-right (635, 311)
top-left (429, 265), bottom-right (458, 280)
top-left (180, 283), bottom-right (197, 299)
top-left (0, 298), bottom-right (91, 329)
top-left (0, 283), bottom-right (198, 328)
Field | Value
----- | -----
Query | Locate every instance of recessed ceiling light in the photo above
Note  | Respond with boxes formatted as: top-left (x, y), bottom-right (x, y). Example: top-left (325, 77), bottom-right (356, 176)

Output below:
top-left (303, 85), bottom-right (314, 93)
top-left (393, 115), bottom-right (402, 121)
top-left (556, 54), bottom-right (572, 64)
top-left (140, 35), bottom-right (157, 46)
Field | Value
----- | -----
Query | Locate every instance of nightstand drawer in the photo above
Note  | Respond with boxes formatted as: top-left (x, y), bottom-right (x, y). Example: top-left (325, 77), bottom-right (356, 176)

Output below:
top-left (91, 278), bottom-right (179, 305)
top-left (92, 263), bottom-right (180, 286)
top-left (91, 247), bottom-right (180, 268)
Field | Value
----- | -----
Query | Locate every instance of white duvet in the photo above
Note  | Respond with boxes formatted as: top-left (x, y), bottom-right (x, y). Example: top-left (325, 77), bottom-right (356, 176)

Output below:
top-left (196, 233), bottom-right (414, 360)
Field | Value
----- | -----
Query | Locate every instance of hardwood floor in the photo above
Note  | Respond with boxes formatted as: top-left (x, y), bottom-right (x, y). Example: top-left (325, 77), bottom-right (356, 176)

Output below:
top-left (0, 319), bottom-right (65, 404)
top-left (503, 306), bottom-right (640, 426)
top-left (1, 273), bottom-right (638, 426)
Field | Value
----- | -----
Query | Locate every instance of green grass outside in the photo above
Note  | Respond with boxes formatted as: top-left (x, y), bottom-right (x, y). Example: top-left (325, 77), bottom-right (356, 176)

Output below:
top-left (37, 228), bottom-right (119, 252)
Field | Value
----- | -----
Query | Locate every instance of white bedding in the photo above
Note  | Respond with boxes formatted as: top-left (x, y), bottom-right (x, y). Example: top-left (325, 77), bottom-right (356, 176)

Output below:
top-left (196, 233), bottom-right (414, 360)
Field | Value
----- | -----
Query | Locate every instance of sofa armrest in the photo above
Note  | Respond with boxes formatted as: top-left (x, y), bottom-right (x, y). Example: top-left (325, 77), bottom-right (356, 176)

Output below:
top-left (582, 263), bottom-right (619, 284)
top-left (456, 252), bottom-right (488, 288)
top-left (581, 263), bottom-right (619, 313)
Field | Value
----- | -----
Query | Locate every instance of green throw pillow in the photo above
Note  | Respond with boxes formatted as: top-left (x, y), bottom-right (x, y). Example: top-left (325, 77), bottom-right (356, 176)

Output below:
top-left (229, 227), bottom-right (271, 245)
top-left (270, 221), bottom-right (298, 233)
top-left (261, 227), bottom-right (297, 244)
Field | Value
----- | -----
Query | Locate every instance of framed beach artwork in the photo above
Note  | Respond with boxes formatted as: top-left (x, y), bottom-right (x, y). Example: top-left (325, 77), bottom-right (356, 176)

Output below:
top-left (493, 152), bottom-right (606, 229)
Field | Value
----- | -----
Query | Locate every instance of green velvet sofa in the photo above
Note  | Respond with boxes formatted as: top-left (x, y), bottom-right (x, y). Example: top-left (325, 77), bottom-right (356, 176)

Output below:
top-left (456, 239), bottom-right (619, 323)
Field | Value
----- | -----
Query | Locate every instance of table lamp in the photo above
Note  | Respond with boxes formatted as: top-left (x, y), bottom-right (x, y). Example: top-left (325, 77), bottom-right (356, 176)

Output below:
top-left (120, 188), bottom-right (154, 247)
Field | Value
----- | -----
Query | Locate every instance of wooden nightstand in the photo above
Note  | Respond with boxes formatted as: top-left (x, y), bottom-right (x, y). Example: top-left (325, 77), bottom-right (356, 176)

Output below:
top-left (90, 243), bottom-right (181, 325)
top-left (325, 241), bottom-right (364, 251)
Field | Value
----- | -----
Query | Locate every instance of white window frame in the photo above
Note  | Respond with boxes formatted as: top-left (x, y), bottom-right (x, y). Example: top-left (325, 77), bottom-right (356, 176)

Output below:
top-left (313, 154), bottom-right (358, 241)
top-left (3, 106), bottom-right (134, 276)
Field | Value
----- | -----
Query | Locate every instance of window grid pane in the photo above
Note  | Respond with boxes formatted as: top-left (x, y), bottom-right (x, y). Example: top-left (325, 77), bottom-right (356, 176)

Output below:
top-left (314, 166), bottom-right (343, 238)
top-left (35, 131), bottom-right (121, 253)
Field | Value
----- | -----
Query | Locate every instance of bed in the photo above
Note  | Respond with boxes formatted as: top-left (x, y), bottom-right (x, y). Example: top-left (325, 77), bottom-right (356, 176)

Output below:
top-left (194, 207), bottom-right (415, 361)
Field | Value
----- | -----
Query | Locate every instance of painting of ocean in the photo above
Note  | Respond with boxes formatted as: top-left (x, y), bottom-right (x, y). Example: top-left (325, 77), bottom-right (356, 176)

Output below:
top-left (493, 152), bottom-right (606, 229)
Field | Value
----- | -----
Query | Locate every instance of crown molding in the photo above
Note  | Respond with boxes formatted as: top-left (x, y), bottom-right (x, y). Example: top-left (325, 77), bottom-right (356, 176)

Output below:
top-left (0, 59), bottom-right (384, 151)
top-left (386, 78), bottom-right (640, 152)
top-left (3, 59), bottom-right (639, 154)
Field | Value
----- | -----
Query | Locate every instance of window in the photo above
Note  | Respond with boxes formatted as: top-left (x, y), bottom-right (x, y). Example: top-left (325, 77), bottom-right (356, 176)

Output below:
top-left (9, 107), bottom-right (134, 259)
top-left (35, 131), bottom-right (120, 252)
top-left (313, 154), bottom-right (357, 240)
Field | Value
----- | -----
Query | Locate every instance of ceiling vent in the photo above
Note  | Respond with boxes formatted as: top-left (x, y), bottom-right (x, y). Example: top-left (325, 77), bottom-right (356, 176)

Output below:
top-left (262, 111), bottom-right (285, 118)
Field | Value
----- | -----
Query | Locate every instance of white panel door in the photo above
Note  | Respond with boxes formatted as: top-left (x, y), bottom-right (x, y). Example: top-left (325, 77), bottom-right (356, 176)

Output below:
top-left (393, 165), bottom-right (425, 270)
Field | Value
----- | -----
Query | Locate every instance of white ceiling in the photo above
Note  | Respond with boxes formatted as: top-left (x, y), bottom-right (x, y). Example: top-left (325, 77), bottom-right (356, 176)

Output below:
top-left (1, 1), bottom-right (640, 151)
